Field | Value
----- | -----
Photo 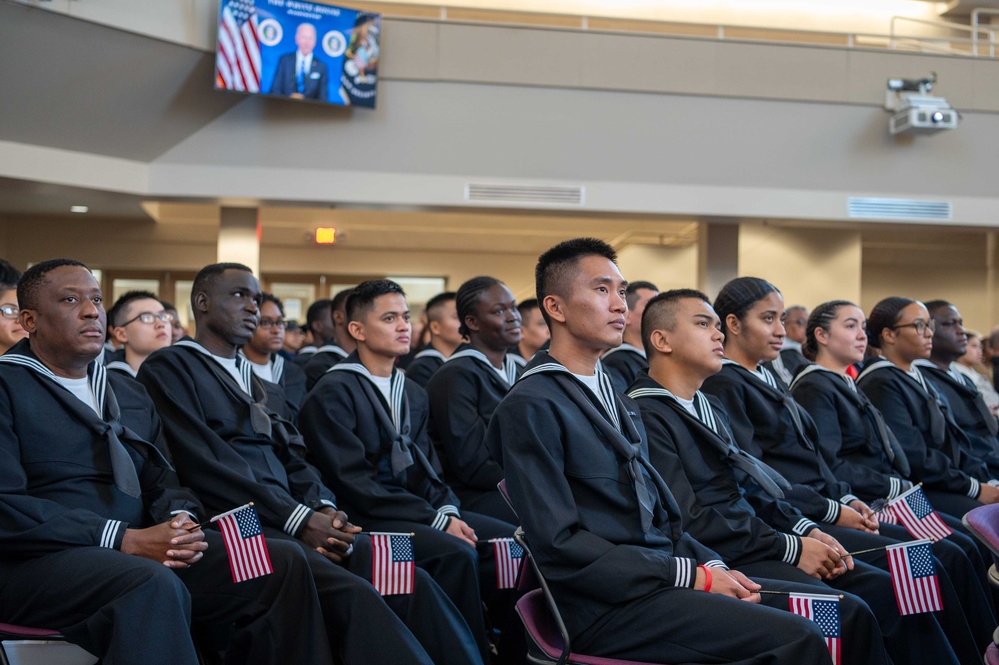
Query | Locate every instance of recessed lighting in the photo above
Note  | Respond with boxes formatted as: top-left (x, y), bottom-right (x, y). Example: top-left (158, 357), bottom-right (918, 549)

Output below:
top-left (70, 205), bottom-right (88, 214)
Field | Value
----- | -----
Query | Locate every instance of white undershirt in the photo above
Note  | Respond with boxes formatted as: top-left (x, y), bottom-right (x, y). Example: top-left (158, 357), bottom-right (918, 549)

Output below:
top-left (249, 359), bottom-right (274, 383)
top-left (674, 395), bottom-right (697, 416)
top-left (52, 375), bottom-right (100, 416)
top-left (571, 372), bottom-right (602, 401)
top-left (369, 374), bottom-right (392, 406)
top-left (493, 365), bottom-right (508, 382)
top-left (212, 355), bottom-right (243, 386)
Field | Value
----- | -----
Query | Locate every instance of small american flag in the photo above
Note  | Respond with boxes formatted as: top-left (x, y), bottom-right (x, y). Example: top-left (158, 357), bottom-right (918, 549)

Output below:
top-left (883, 486), bottom-right (952, 541)
top-left (788, 593), bottom-right (841, 665)
top-left (216, 0), bottom-right (261, 93)
top-left (211, 503), bottom-right (273, 583)
top-left (371, 532), bottom-right (415, 596)
top-left (491, 538), bottom-right (524, 589)
top-left (886, 540), bottom-right (943, 615)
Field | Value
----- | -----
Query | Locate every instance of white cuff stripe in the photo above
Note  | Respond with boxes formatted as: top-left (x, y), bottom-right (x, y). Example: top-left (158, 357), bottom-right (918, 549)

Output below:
top-left (792, 518), bottom-right (817, 535)
top-left (969, 477), bottom-right (981, 498)
top-left (988, 479), bottom-right (999, 488)
top-left (822, 499), bottom-right (840, 523)
top-left (437, 504), bottom-right (460, 516)
top-left (781, 533), bottom-right (799, 564)
top-left (284, 504), bottom-right (312, 536)
top-left (431, 512), bottom-right (450, 530)
top-left (674, 558), bottom-right (694, 588)
top-left (704, 560), bottom-right (727, 569)
top-left (100, 520), bottom-right (122, 548)
top-left (888, 477), bottom-right (901, 499)
top-left (319, 500), bottom-right (337, 508)
top-left (840, 494), bottom-right (860, 505)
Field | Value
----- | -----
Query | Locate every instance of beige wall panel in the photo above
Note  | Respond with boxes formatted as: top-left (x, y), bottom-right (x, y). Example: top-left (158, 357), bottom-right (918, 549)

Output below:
top-left (576, 34), bottom-right (718, 94)
top-left (861, 263), bottom-right (990, 334)
top-left (437, 24), bottom-right (582, 86)
top-left (379, 21), bottom-right (441, 79)
top-left (846, 50), bottom-right (977, 107)
top-left (738, 224), bottom-right (863, 308)
top-left (970, 60), bottom-right (999, 111)
top-left (617, 244), bottom-right (699, 291)
top-left (714, 42), bottom-right (849, 102)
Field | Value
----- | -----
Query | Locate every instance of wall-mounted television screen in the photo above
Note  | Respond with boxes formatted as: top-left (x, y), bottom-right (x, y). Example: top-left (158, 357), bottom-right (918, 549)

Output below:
top-left (215, 0), bottom-right (380, 108)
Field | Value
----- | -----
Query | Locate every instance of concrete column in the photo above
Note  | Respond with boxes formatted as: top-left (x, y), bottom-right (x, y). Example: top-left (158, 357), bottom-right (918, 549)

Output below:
top-left (698, 221), bottom-right (740, 300)
top-left (217, 207), bottom-right (260, 276)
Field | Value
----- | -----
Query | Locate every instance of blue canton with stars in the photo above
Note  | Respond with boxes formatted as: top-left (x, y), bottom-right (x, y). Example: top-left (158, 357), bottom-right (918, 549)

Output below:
top-left (509, 541), bottom-right (525, 559)
top-left (907, 542), bottom-right (936, 578)
top-left (812, 600), bottom-right (841, 639)
top-left (904, 490), bottom-right (934, 519)
top-left (225, 0), bottom-right (254, 25)
top-left (390, 535), bottom-right (414, 563)
top-left (235, 507), bottom-right (263, 539)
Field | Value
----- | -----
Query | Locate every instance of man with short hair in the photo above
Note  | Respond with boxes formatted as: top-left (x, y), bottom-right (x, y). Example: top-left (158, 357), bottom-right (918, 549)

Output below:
top-left (601, 280), bottom-right (657, 393)
top-left (921, 300), bottom-right (999, 478)
top-left (631, 290), bottom-right (986, 664)
top-left (512, 297), bottom-right (549, 364)
top-left (304, 288), bottom-right (354, 389)
top-left (106, 290), bottom-right (174, 377)
top-left (0, 259), bottom-right (334, 665)
top-left (483, 239), bottom-right (835, 664)
top-left (765, 305), bottom-right (810, 386)
top-left (138, 264), bottom-right (480, 665)
top-left (295, 298), bottom-right (334, 363)
top-left (299, 279), bottom-right (515, 662)
top-left (405, 291), bottom-right (462, 387)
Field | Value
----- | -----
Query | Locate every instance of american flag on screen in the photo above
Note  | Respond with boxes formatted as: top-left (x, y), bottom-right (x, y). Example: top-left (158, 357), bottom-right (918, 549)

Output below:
top-left (788, 593), bottom-right (841, 665)
top-left (371, 532), bottom-right (415, 596)
top-left (491, 538), bottom-right (525, 589)
top-left (886, 540), bottom-right (943, 615)
top-left (211, 503), bottom-right (273, 583)
top-left (883, 486), bottom-right (952, 541)
top-left (216, 0), bottom-right (261, 92)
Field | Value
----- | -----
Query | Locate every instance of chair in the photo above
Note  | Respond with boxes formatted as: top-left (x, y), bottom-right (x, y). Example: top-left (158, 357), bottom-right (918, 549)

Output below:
top-left (0, 624), bottom-right (97, 665)
top-left (961, 503), bottom-right (999, 589)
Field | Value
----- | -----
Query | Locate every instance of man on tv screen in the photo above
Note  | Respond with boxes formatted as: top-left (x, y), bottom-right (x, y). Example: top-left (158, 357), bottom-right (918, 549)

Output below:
top-left (271, 23), bottom-right (328, 101)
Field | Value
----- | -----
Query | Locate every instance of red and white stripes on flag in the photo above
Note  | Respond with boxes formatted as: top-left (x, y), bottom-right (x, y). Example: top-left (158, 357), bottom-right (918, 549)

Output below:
top-left (211, 503), bottom-right (273, 584)
top-left (882, 486), bottom-right (952, 542)
top-left (886, 540), bottom-right (943, 616)
top-left (788, 593), bottom-right (841, 665)
top-left (491, 538), bottom-right (525, 589)
top-left (216, 0), bottom-right (261, 92)
top-left (371, 532), bottom-right (415, 596)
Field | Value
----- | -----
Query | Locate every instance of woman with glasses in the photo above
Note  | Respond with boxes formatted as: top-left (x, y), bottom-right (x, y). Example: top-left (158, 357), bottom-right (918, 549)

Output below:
top-left (240, 292), bottom-right (307, 420)
top-left (0, 259), bottom-right (26, 354)
top-left (856, 297), bottom-right (999, 518)
top-left (106, 291), bottom-right (175, 377)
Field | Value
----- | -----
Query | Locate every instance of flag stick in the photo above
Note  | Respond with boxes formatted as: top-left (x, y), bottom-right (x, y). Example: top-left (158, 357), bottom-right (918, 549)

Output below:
top-left (758, 590), bottom-right (844, 599)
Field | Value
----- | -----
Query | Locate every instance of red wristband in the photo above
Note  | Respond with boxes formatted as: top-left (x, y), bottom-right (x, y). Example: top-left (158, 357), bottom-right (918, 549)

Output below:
top-left (698, 564), bottom-right (712, 592)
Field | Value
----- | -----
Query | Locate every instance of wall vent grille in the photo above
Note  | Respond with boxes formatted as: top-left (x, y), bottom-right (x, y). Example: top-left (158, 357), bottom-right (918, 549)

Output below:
top-left (847, 197), bottom-right (952, 221)
top-left (465, 183), bottom-right (585, 205)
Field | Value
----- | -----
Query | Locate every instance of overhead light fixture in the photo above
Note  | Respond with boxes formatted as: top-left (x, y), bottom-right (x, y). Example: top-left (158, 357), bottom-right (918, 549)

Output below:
top-left (70, 205), bottom-right (88, 213)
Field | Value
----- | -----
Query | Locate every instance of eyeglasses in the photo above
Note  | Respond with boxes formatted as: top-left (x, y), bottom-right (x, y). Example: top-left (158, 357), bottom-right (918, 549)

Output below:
top-left (259, 318), bottom-right (287, 329)
top-left (892, 320), bottom-right (935, 335)
top-left (0, 305), bottom-right (18, 320)
top-left (120, 311), bottom-right (177, 326)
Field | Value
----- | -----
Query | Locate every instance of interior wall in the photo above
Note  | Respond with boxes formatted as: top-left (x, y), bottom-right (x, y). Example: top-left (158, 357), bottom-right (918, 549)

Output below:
top-left (860, 229), bottom-right (991, 333)
top-left (617, 244), bottom-right (699, 292)
top-left (738, 224), bottom-right (864, 309)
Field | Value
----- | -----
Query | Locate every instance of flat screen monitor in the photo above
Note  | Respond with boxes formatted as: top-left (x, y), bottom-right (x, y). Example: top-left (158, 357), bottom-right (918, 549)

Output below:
top-left (215, 0), bottom-right (380, 108)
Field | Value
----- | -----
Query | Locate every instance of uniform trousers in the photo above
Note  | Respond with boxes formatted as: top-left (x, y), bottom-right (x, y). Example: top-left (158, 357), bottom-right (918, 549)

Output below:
top-left (0, 532), bottom-right (332, 665)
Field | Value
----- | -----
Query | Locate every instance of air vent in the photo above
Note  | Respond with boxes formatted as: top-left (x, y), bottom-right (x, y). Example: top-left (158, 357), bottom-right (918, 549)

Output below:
top-left (847, 197), bottom-right (952, 221)
top-left (465, 183), bottom-right (585, 206)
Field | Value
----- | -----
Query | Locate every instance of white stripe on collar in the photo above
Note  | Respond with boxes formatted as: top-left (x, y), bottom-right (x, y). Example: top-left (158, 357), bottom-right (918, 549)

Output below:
top-left (414, 347), bottom-right (447, 362)
top-left (106, 360), bottom-right (137, 378)
top-left (723, 359), bottom-right (780, 390)
top-left (788, 363), bottom-right (855, 392)
top-left (315, 344), bottom-right (348, 358)
top-left (602, 342), bottom-right (647, 360)
top-left (330, 362), bottom-right (406, 431)
top-left (520, 361), bottom-right (621, 431)
top-left (627, 386), bottom-right (719, 433)
top-left (769, 353), bottom-right (793, 386)
top-left (855, 359), bottom-right (896, 384)
top-left (0, 352), bottom-right (108, 415)
top-left (447, 348), bottom-right (519, 386)
top-left (176, 340), bottom-right (253, 396)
